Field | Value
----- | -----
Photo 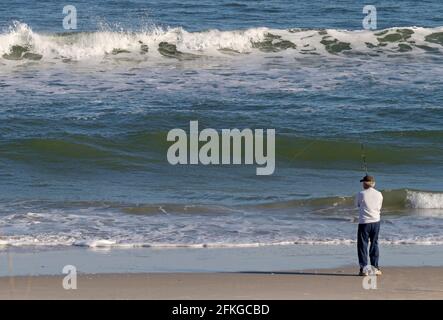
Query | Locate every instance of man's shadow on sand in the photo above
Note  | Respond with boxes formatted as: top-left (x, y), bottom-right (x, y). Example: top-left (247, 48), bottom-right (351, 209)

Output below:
top-left (237, 271), bottom-right (360, 277)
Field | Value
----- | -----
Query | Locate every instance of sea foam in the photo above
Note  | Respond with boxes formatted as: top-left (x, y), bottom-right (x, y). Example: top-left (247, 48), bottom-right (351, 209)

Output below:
top-left (1, 22), bottom-right (443, 62)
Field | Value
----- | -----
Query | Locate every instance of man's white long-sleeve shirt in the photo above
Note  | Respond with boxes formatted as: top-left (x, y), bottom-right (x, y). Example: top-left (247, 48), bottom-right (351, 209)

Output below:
top-left (356, 187), bottom-right (383, 224)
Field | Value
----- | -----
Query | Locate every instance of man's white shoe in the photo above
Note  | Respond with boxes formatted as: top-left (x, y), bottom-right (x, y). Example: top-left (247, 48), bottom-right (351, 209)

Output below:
top-left (359, 267), bottom-right (382, 276)
top-left (359, 269), bottom-right (369, 276)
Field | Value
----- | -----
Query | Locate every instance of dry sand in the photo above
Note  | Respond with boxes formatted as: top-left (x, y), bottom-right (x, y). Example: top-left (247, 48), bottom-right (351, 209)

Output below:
top-left (1, 267), bottom-right (443, 299)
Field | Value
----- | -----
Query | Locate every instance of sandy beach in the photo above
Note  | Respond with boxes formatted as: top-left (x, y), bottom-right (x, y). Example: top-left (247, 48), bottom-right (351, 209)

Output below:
top-left (1, 267), bottom-right (442, 300)
top-left (2, 0), bottom-right (443, 304)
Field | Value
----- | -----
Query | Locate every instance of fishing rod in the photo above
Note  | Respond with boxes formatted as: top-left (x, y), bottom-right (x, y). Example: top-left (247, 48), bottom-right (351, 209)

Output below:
top-left (291, 138), bottom-right (369, 177)
top-left (360, 142), bottom-right (369, 176)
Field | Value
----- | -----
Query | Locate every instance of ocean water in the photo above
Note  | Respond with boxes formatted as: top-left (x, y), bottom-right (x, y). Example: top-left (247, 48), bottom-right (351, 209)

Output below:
top-left (0, 1), bottom-right (443, 250)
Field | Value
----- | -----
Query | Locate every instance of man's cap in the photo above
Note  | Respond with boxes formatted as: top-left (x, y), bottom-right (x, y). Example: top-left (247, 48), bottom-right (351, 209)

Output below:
top-left (360, 175), bottom-right (375, 183)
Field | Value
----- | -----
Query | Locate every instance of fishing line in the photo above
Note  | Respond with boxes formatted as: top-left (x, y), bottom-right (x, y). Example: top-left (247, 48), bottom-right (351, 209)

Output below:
top-left (290, 137), bottom-right (369, 177)
top-left (360, 142), bottom-right (369, 176)
top-left (291, 139), bottom-right (318, 160)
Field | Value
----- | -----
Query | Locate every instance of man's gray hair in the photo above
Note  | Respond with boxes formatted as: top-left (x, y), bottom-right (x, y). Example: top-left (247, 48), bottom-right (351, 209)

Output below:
top-left (364, 181), bottom-right (376, 188)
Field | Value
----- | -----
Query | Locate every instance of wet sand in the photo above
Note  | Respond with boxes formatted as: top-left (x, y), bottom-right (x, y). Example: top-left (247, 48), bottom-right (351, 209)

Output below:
top-left (1, 267), bottom-right (443, 299)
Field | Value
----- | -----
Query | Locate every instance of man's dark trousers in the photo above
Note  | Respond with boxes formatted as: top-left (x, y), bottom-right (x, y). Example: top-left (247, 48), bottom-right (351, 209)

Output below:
top-left (357, 221), bottom-right (380, 269)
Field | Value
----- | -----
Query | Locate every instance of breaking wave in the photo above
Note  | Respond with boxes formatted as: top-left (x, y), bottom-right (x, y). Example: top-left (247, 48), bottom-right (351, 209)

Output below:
top-left (1, 22), bottom-right (443, 62)
top-left (254, 189), bottom-right (443, 210)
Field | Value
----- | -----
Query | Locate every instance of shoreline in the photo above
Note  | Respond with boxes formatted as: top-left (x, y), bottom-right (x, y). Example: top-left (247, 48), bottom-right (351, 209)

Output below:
top-left (2, 244), bottom-right (443, 277)
top-left (1, 267), bottom-right (443, 299)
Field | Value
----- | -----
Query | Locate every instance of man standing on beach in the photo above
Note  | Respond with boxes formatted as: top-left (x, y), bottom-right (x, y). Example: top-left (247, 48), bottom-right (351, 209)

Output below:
top-left (356, 175), bottom-right (383, 276)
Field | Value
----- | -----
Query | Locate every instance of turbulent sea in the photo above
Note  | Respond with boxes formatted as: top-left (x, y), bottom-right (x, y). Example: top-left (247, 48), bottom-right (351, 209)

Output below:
top-left (0, 1), bottom-right (442, 249)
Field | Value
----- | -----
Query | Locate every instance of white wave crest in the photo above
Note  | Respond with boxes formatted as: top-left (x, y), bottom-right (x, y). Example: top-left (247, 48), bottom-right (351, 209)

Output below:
top-left (1, 22), bottom-right (443, 62)
top-left (0, 22), bottom-right (267, 60)
top-left (406, 190), bottom-right (443, 209)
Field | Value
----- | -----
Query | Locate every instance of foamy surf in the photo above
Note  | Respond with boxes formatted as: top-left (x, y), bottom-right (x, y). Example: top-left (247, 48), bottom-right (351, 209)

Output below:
top-left (1, 22), bottom-right (443, 63)
top-left (2, 237), bottom-right (443, 249)
top-left (0, 189), bottom-right (442, 250)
